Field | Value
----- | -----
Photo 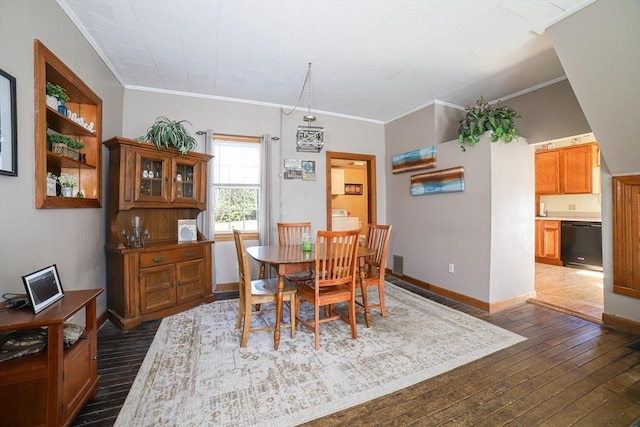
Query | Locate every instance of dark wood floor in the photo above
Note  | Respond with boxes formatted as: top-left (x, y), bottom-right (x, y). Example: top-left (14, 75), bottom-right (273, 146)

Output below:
top-left (73, 278), bottom-right (640, 427)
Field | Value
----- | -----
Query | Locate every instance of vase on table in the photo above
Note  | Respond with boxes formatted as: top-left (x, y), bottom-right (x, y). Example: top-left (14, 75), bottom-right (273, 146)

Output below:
top-left (61, 187), bottom-right (74, 197)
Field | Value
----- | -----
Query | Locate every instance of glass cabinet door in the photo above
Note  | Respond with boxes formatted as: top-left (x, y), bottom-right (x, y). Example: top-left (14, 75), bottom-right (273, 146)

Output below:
top-left (134, 153), bottom-right (169, 202)
top-left (173, 159), bottom-right (201, 203)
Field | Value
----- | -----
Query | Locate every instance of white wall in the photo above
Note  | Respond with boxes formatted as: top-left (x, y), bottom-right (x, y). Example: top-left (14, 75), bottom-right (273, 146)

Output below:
top-left (489, 139), bottom-right (535, 302)
top-left (122, 89), bottom-right (386, 286)
top-left (0, 0), bottom-right (124, 315)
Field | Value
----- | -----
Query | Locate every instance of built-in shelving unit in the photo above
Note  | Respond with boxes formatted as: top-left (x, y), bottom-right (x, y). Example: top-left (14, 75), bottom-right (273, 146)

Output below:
top-left (34, 39), bottom-right (103, 208)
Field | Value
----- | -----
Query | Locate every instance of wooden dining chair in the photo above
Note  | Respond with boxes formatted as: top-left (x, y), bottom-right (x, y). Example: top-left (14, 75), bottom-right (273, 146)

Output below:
top-left (233, 229), bottom-right (297, 347)
top-left (356, 224), bottom-right (392, 318)
top-left (258, 221), bottom-right (313, 280)
top-left (277, 222), bottom-right (314, 284)
top-left (294, 229), bottom-right (360, 350)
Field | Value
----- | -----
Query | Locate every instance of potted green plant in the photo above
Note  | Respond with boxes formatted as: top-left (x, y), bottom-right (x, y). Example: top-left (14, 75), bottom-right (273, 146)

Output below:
top-left (457, 98), bottom-right (520, 151)
top-left (58, 173), bottom-right (77, 197)
top-left (46, 82), bottom-right (70, 115)
top-left (137, 116), bottom-right (198, 154)
top-left (47, 134), bottom-right (85, 161)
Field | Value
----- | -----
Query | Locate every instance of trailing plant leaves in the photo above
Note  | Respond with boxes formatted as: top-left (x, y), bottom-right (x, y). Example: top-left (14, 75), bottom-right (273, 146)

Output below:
top-left (457, 98), bottom-right (521, 149)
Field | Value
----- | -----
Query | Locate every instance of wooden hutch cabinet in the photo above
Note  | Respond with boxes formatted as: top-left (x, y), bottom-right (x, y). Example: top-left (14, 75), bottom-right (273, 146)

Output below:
top-left (34, 39), bottom-right (102, 209)
top-left (104, 137), bottom-right (214, 330)
top-left (0, 289), bottom-right (102, 427)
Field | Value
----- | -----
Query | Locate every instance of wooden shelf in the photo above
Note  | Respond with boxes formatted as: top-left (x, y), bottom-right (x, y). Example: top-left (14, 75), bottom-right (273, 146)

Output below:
top-left (46, 152), bottom-right (95, 169)
top-left (46, 106), bottom-right (96, 137)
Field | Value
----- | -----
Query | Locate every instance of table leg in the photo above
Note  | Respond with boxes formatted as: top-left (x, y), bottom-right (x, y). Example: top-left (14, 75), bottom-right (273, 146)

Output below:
top-left (359, 258), bottom-right (371, 328)
top-left (274, 268), bottom-right (285, 350)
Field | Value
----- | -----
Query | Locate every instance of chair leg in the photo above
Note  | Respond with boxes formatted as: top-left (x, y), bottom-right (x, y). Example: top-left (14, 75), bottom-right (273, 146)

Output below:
top-left (314, 302), bottom-right (321, 350)
top-left (349, 298), bottom-right (358, 339)
top-left (378, 281), bottom-right (387, 317)
top-left (236, 293), bottom-right (244, 330)
top-left (240, 301), bottom-right (252, 347)
top-left (289, 296), bottom-right (296, 340)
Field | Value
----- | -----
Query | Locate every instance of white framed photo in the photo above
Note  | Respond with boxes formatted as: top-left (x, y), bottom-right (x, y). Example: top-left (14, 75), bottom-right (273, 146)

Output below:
top-left (178, 219), bottom-right (197, 242)
top-left (22, 264), bottom-right (64, 314)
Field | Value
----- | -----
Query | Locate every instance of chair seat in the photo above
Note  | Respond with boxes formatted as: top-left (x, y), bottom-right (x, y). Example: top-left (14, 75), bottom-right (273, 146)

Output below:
top-left (295, 282), bottom-right (350, 301)
top-left (252, 278), bottom-right (297, 296)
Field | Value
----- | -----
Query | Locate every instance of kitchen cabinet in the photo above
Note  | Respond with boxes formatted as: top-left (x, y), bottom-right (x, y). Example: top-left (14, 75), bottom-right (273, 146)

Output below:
top-left (331, 169), bottom-right (345, 195)
top-left (104, 137), bottom-right (214, 330)
top-left (0, 289), bottom-right (102, 427)
top-left (535, 219), bottom-right (561, 265)
top-left (535, 150), bottom-right (560, 195)
top-left (535, 143), bottom-right (598, 195)
top-left (34, 39), bottom-right (103, 208)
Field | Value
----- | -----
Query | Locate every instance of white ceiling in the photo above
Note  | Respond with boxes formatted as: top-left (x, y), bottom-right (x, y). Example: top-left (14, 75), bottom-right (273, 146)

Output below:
top-left (57, 0), bottom-right (593, 123)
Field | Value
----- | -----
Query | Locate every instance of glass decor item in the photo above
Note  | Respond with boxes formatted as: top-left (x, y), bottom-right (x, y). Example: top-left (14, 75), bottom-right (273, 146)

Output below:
top-left (301, 232), bottom-right (312, 251)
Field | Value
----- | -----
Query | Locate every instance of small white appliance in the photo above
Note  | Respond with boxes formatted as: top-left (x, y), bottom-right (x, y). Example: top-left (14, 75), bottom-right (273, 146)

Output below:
top-left (331, 209), bottom-right (360, 231)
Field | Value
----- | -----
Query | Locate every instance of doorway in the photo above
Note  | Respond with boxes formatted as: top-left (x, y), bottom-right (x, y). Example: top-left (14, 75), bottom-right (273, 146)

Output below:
top-left (531, 133), bottom-right (604, 322)
top-left (325, 151), bottom-right (377, 232)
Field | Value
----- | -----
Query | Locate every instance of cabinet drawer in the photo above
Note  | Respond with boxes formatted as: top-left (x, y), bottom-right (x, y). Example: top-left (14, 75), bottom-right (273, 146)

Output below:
top-left (139, 246), bottom-right (204, 268)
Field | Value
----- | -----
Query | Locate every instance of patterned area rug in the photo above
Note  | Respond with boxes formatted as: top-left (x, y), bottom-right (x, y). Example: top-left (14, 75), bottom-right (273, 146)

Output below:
top-left (115, 283), bottom-right (525, 426)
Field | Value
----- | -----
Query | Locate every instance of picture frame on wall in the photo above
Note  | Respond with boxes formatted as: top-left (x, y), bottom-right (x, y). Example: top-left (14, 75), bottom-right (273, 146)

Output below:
top-left (22, 264), bottom-right (65, 314)
top-left (0, 68), bottom-right (17, 176)
top-left (344, 183), bottom-right (363, 195)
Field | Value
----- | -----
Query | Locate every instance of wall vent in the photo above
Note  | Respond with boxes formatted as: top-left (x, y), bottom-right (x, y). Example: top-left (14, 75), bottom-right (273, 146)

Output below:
top-left (392, 255), bottom-right (404, 275)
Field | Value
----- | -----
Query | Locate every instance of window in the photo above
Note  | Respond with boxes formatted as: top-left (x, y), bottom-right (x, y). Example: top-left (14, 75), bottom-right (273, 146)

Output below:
top-left (212, 136), bottom-right (261, 238)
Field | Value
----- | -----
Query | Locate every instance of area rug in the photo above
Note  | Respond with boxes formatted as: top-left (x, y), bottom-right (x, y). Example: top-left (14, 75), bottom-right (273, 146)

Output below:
top-left (115, 283), bottom-right (525, 426)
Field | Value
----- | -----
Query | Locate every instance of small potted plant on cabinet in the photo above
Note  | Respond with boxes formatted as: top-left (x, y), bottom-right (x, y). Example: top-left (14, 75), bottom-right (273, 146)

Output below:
top-left (137, 116), bottom-right (198, 154)
top-left (46, 81), bottom-right (70, 115)
top-left (58, 173), bottom-right (77, 197)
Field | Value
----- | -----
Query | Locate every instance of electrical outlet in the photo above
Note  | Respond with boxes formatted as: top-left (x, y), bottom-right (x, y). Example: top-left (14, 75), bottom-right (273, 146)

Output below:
top-left (448, 263), bottom-right (455, 274)
top-left (569, 204), bottom-right (576, 210)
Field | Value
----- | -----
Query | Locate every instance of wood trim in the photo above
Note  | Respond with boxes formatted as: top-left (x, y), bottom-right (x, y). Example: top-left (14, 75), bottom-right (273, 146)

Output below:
top-left (326, 151), bottom-right (377, 230)
top-left (215, 232), bottom-right (258, 242)
top-left (602, 312), bottom-right (640, 334)
top-left (528, 298), bottom-right (603, 324)
top-left (534, 257), bottom-right (563, 266)
top-left (386, 270), bottom-right (489, 311)
top-left (215, 282), bottom-right (238, 292)
top-left (212, 134), bottom-right (260, 143)
top-left (386, 270), bottom-right (536, 313)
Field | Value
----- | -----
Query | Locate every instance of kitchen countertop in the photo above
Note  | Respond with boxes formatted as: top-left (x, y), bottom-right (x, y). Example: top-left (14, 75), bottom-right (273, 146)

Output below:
top-left (536, 216), bottom-right (601, 222)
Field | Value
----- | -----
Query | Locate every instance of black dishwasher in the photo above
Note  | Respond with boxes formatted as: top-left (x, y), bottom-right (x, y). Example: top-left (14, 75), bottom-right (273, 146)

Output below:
top-left (560, 221), bottom-right (603, 271)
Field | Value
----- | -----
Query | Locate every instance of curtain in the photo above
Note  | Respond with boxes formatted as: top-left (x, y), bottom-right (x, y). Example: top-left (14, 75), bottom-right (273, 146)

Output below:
top-left (259, 134), bottom-right (274, 247)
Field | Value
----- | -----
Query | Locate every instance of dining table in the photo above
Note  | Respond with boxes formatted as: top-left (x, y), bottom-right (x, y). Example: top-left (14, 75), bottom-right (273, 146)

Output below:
top-left (246, 244), bottom-right (376, 350)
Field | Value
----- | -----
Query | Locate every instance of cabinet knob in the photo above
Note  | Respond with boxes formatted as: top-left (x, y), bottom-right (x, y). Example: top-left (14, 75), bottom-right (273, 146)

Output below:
top-left (152, 257), bottom-right (164, 263)
top-left (91, 355), bottom-right (98, 360)
top-left (185, 252), bottom-right (194, 258)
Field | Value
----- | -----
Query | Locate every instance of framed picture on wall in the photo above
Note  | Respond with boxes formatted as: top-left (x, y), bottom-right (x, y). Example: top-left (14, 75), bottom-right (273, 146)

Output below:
top-left (344, 183), bottom-right (363, 195)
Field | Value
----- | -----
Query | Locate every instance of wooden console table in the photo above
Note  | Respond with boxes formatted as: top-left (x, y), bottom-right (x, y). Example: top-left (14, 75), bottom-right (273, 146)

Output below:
top-left (0, 289), bottom-right (102, 427)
